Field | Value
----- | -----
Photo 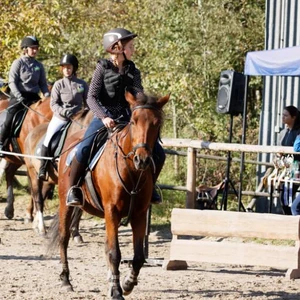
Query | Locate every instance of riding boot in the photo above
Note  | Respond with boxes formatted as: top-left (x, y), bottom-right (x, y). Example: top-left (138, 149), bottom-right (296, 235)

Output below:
top-left (66, 157), bottom-right (86, 207)
top-left (0, 123), bottom-right (9, 158)
top-left (38, 145), bottom-right (49, 181)
top-left (151, 151), bottom-right (165, 205)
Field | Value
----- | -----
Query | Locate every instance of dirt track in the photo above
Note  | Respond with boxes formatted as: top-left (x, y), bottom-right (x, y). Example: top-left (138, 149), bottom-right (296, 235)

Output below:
top-left (1, 197), bottom-right (300, 300)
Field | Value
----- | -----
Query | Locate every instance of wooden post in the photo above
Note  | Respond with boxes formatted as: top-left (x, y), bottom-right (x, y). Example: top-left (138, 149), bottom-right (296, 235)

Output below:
top-left (185, 147), bottom-right (196, 208)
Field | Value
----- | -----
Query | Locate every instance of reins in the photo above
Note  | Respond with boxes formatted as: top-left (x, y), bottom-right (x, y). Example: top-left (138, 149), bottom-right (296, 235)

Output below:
top-left (111, 104), bottom-right (160, 226)
top-left (21, 100), bottom-right (51, 122)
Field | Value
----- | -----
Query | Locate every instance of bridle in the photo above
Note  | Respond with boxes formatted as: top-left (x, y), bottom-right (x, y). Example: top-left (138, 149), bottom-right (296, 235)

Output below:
top-left (112, 103), bottom-right (161, 226)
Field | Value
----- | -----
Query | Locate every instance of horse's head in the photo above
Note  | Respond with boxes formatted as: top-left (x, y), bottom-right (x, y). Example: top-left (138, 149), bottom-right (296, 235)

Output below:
top-left (125, 91), bottom-right (169, 170)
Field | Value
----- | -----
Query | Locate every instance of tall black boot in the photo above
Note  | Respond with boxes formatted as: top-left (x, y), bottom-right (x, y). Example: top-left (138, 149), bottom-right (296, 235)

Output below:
top-left (151, 144), bottom-right (166, 205)
top-left (151, 161), bottom-right (165, 205)
top-left (66, 157), bottom-right (86, 207)
top-left (0, 111), bottom-right (11, 157)
top-left (38, 145), bottom-right (49, 181)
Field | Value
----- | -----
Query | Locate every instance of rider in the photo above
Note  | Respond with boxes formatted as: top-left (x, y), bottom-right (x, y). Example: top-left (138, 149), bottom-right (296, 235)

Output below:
top-left (66, 28), bottom-right (165, 207)
top-left (38, 54), bottom-right (89, 180)
top-left (0, 36), bottom-right (50, 156)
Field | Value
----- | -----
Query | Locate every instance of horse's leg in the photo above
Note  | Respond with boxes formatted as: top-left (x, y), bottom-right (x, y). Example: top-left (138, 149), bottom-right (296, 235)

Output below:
top-left (25, 196), bottom-right (34, 224)
top-left (4, 162), bottom-right (20, 220)
top-left (26, 166), bottom-right (48, 235)
top-left (105, 211), bottom-right (123, 300)
top-left (70, 207), bottom-right (84, 243)
top-left (59, 205), bottom-right (74, 291)
top-left (121, 211), bottom-right (147, 296)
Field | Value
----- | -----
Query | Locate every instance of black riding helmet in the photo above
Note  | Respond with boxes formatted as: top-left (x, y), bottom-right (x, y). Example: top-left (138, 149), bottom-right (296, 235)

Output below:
top-left (21, 36), bottom-right (39, 49)
top-left (60, 54), bottom-right (79, 74)
top-left (103, 28), bottom-right (137, 54)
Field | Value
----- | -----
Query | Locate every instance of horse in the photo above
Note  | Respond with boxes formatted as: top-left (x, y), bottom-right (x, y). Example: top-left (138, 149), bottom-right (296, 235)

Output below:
top-left (23, 109), bottom-right (92, 236)
top-left (0, 96), bottom-right (53, 224)
top-left (47, 91), bottom-right (169, 299)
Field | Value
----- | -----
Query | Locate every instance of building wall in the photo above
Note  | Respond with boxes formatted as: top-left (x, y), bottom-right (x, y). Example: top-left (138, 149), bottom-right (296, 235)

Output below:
top-left (257, 0), bottom-right (300, 212)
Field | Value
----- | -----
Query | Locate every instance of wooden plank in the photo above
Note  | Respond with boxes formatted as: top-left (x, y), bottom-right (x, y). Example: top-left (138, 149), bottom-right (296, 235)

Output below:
top-left (185, 147), bottom-right (196, 209)
top-left (171, 208), bottom-right (300, 241)
top-left (169, 239), bottom-right (300, 269)
top-left (161, 138), bottom-right (297, 155)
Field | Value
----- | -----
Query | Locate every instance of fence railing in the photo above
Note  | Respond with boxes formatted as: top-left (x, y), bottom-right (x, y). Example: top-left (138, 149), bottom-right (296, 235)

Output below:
top-left (160, 138), bottom-right (297, 209)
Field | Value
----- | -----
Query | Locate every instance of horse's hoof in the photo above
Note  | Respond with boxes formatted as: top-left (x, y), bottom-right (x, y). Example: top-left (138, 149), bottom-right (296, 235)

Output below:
top-left (24, 217), bottom-right (32, 224)
top-left (61, 283), bottom-right (74, 292)
top-left (121, 275), bottom-right (137, 296)
top-left (73, 235), bottom-right (83, 244)
top-left (122, 288), bottom-right (133, 296)
top-left (38, 230), bottom-right (47, 237)
top-left (4, 207), bottom-right (14, 219)
top-left (107, 285), bottom-right (124, 300)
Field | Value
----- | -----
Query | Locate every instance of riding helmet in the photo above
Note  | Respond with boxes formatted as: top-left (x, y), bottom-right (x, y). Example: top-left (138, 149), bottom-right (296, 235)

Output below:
top-left (103, 28), bottom-right (137, 53)
top-left (21, 36), bottom-right (39, 49)
top-left (60, 54), bottom-right (79, 73)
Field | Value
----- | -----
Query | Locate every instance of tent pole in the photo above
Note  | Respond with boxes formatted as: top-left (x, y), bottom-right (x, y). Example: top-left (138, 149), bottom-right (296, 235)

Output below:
top-left (238, 75), bottom-right (249, 211)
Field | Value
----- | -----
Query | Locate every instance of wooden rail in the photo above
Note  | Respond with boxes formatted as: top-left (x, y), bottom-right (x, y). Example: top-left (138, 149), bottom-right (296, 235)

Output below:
top-left (164, 208), bottom-right (300, 279)
top-left (161, 138), bottom-right (296, 209)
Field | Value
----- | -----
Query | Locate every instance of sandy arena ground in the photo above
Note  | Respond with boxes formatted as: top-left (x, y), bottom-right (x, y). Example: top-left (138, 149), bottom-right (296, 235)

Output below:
top-left (0, 197), bottom-right (300, 300)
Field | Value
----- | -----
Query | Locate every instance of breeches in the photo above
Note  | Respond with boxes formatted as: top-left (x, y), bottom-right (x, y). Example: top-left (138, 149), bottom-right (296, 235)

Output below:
top-left (43, 116), bottom-right (68, 147)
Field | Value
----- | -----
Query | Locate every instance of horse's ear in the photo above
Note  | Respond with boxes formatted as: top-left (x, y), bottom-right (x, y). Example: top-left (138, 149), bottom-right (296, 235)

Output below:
top-left (125, 91), bottom-right (136, 106)
top-left (157, 94), bottom-right (170, 108)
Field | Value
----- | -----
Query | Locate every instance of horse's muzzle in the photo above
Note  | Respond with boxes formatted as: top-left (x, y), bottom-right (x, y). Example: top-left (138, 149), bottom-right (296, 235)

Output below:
top-left (132, 143), bottom-right (152, 170)
top-left (133, 154), bottom-right (151, 170)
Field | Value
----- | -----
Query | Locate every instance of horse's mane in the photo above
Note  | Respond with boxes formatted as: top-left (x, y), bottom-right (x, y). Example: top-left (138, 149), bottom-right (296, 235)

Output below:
top-left (133, 93), bottom-right (165, 123)
top-left (135, 93), bottom-right (159, 106)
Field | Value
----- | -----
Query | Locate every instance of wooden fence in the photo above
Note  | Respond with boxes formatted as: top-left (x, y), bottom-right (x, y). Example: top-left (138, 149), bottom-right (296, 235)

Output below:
top-left (164, 208), bottom-right (300, 279)
top-left (161, 138), bottom-right (297, 209)
top-left (2, 137), bottom-right (297, 210)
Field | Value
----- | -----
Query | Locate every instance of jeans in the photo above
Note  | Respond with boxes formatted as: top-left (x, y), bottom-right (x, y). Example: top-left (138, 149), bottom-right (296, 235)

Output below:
top-left (75, 116), bottom-right (166, 169)
top-left (291, 194), bottom-right (300, 215)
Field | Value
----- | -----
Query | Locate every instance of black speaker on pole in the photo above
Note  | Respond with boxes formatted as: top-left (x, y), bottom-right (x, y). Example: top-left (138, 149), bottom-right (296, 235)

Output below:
top-left (216, 70), bottom-right (245, 115)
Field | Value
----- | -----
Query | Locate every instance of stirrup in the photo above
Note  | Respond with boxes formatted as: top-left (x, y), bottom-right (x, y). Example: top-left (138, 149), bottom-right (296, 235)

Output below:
top-left (66, 186), bottom-right (84, 207)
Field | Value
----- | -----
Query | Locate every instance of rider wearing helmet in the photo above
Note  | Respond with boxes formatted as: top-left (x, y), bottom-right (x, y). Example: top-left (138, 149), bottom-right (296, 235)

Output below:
top-left (0, 36), bottom-right (50, 156)
top-left (38, 54), bottom-right (89, 180)
top-left (65, 28), bottom-right (165, 206)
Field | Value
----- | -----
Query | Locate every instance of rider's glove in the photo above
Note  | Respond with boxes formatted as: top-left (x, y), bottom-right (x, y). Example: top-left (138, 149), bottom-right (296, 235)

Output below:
top-left (17, 96), bottom-right (25, 103)
top-left (64, 110), bottom-right (73, 119)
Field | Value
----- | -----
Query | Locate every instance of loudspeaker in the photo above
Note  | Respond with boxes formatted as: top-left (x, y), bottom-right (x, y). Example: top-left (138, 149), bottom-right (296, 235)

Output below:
top-left (216, 70), bottom-right (245, 115)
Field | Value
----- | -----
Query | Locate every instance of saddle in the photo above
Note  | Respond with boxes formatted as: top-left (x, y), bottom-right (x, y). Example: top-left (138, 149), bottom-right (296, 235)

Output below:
top-left (35, 121), bottom-right (72, 171)
top-left (70, 123), bottom-right (126, 212)
top-left (7, 107), bottom-right (29, 155)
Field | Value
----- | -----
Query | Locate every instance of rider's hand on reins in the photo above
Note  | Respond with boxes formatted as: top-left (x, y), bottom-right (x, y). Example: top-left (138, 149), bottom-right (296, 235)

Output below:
top-left (103, 117), bottom-right (115, 129)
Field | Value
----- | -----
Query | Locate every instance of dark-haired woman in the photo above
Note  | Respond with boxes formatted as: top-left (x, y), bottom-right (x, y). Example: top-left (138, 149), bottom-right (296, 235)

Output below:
top-left (277, 105), bottom-right (300, 215)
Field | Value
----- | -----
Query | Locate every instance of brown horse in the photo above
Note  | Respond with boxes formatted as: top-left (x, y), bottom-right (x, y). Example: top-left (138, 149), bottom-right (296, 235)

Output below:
top-left (48, 92), bottom-right (169, 299)
top-left (0, 95), bottom-right (52, 225)
top-left (23, 109), bottom-right (92, 236)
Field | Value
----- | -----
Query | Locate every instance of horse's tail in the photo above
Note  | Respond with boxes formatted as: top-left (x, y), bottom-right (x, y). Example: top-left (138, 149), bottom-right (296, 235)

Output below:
top-left (46, 212), bottom-right (60, 257)
top-left (46, 207), bottom-right (83, 257)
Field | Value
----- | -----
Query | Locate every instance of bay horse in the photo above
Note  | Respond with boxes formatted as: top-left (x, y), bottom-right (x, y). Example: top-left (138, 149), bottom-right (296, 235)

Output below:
top-left (48, 91), bottom-right (169, 299)
top-left (23, 109), bottom-right (92, 236)
top-left (0, 95), bottom-right (52, 224)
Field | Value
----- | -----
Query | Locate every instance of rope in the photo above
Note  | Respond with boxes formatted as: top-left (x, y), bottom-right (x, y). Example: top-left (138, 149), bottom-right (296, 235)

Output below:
top-left (0, 149), bottom-right (54, 160)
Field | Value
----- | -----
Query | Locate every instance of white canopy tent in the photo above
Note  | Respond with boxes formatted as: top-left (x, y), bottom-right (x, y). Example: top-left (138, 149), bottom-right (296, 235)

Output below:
top-left (236, 46), bottom-right (300, 211)
top-left (244, 45), bottom-right (300, 76)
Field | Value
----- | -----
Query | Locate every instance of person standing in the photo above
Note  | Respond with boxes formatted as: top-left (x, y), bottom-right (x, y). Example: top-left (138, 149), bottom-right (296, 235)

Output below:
top-left (38, 54), bottom-right (88, 180)
top-left (65, 28), bottom-right (165, 207)
top-left (0, 36), bottom-right (50, 156)
top-left (277, 105), bottom-right (300, 215)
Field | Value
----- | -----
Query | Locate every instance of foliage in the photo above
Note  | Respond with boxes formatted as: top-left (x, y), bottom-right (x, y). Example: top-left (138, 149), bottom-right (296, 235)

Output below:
top-left (0, 0), bottom-right (266, 213)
